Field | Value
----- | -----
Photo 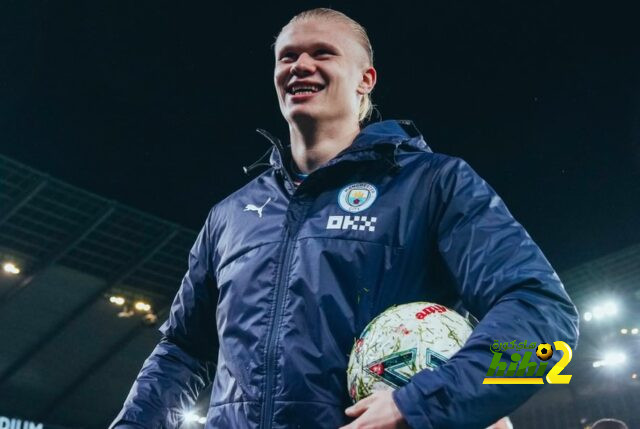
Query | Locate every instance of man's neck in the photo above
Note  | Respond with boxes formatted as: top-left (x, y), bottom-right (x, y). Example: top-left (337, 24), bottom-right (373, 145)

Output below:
top-left (288, 118), bottom-right (361, 174)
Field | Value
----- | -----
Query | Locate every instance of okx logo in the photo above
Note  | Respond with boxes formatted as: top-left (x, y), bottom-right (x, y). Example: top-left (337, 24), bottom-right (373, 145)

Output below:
top-left (483, 340), bottom-right (573, 384)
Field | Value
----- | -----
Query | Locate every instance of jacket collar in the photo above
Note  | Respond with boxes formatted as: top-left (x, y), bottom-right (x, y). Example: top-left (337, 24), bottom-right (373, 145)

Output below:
top-left (243, 120), bottom-right (432, 180)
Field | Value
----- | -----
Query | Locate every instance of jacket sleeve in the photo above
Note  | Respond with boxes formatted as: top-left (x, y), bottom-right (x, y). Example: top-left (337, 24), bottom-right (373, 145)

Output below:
top-left (110, 209), bottom-right (220, 429)
top-left (392, 157), bottom-right (579, 429)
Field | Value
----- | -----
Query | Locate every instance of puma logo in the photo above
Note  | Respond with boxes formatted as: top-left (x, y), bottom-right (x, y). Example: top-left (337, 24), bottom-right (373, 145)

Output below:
top-left (243, 197), bottom-right (272, 218)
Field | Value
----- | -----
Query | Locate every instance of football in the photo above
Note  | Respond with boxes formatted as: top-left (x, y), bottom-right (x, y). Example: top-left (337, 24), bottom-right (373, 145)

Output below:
top-left (536, 343), bottom-right (553, 361)
top-left (346, 302), bottom-right (474, 402)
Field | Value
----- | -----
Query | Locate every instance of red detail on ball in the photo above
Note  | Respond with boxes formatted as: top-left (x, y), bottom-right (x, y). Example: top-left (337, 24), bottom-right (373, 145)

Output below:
top-left (416, 304), bottom-right (447, 319)
top-left (370, 363), bottom-right (385, 375)
top-left (395, 324), bottom-right (411, 335)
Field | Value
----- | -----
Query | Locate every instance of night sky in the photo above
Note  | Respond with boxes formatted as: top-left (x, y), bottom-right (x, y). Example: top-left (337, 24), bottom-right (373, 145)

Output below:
top-left (2, 1), bottom-right (639, 272)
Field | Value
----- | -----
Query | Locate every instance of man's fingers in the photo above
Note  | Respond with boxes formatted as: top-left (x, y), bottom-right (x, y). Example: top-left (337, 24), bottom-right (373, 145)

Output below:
top-left (340, 405), bottom-right (369, 429)
top-left (345, 393), bottom-right (377, 416)
top-left (345, 406), bottom-right (365, 417)
top-left (345, 402), bottom-right (365, 417)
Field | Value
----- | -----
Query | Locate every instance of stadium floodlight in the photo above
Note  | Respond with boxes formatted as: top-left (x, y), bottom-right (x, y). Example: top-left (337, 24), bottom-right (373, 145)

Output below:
top-left (632, 328), bottom-right (639, 335)
top-left (117, 306), bottom-right (135, 318)
top-left (593, 352), bottom-right (627, 368)
top-left (198, 417), bottom-right (206, 424)
top-left (603, 352), bottom-right (626, 365)
top-left (142, 312), bottom-right (158, 326)
top-left (632, 373), bottom-right (638, 380)
top-left (592, 305), bottom-right (605, 319)
top-left (2, 262), bottom-right (20, 275)
top-left (109, 296), bottom-right (126, 306)
top-left (584, 299), bottom-right (621, 323)
top-left (603, 301), bottom-right (618, 316)
top-left (621, 328), bottom-right (628, 334)
top-left (134, 301), bottom-right (151, 312)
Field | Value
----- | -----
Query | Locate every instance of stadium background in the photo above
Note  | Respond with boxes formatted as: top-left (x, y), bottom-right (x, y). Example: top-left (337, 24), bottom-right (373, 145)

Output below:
top-left (1, 1), bottom-right (639, 428)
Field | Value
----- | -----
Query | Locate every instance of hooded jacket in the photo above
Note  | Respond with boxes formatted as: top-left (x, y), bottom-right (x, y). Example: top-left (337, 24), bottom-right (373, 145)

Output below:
top-left (111, 119), bottom-right (579, 428)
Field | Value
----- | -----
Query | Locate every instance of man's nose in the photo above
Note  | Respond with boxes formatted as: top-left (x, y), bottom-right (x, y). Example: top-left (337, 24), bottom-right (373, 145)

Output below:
top-left (291, 53), bottom-right (315, 76)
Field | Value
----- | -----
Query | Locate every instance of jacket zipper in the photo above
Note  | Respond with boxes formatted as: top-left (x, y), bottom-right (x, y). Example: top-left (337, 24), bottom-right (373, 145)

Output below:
top-left (260, 221), bottom-right (298, 428)
top-left (257, 145), bottom-right (398, 427)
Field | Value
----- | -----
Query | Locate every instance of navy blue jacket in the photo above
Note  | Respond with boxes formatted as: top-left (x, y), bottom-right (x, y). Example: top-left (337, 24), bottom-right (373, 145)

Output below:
top-left (111, 120), bottom-right (579, 428)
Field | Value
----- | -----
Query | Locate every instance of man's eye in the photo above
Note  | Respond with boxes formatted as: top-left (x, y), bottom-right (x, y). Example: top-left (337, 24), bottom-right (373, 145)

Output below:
top-left (279, 52), bottom-right (296, 61)
top-left (314, 49), bottom-right (333, 57)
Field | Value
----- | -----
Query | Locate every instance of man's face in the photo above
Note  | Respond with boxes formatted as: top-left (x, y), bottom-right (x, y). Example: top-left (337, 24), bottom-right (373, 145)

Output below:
top-left (274, 18), bottom-right (375, 125)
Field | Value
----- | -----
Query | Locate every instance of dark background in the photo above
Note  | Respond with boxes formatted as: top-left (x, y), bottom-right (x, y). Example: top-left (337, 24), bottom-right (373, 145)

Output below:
top-left (2, 1), bottom-right (639, 272)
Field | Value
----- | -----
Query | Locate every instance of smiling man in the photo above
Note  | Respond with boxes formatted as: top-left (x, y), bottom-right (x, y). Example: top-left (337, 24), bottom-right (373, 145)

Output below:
top-left (111, 8), bottom-right (578, 429)
top-left (273, 12), bottom-right (375, 177)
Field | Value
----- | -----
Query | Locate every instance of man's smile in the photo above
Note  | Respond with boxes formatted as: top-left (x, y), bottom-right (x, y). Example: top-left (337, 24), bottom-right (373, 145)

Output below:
top-left (286, 81), bottom-right (326, 101)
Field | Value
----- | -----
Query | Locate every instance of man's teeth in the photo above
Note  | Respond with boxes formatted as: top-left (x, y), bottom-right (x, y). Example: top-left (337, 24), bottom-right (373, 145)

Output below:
top-left (290, 85), bottom-right (323, 94)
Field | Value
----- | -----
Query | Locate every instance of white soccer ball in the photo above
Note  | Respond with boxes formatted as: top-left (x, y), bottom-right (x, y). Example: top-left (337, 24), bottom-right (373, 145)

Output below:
top-left (347, 302), bottom-right (474, 402)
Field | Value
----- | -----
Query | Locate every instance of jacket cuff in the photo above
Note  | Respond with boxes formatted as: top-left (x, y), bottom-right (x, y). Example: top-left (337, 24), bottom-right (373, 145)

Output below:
top-left (392, 377), bottom-right (449, 429)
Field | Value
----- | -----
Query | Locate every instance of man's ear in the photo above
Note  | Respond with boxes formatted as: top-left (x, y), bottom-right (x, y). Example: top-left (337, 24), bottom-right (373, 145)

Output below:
top-left (357, 66), bottom-right (377, 95)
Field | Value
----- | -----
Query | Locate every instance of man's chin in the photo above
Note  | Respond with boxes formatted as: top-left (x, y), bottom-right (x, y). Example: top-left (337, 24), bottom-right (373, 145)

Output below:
top-left (286, 108), bottom-right (324, 126)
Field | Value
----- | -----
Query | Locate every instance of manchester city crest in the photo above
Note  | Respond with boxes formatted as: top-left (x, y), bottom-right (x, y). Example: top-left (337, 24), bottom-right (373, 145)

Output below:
top-left (338, 182), bottom-right (378, 213)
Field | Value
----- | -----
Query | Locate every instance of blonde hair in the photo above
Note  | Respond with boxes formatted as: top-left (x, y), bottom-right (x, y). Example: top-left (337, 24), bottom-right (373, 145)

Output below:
top-left (276, 8), bottom-right (375, 123)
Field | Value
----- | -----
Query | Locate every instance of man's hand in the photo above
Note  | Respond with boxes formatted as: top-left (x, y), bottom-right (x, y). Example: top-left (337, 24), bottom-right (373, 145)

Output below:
top-left (339, 390), bottom-right (410, 429)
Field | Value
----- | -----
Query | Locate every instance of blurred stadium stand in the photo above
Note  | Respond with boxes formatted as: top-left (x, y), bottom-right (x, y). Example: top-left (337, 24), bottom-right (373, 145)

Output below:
top-left (0, 154), bottom-right (196, 427)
